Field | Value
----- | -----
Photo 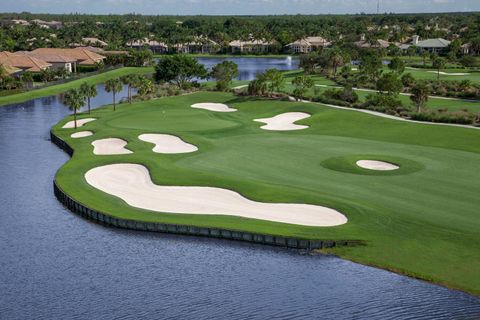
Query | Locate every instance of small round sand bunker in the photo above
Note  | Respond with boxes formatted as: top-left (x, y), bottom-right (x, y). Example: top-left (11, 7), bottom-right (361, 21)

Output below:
top-left (254, 112), bottom-right (310, 131)
top-left (191, 103), bottom-right (237, 112)
top-left (71, 131), bottom-right (93, 138)
top-left (91, 138), bottom-right (133, 155)
top-left (139, 134), bottom-right (198, 154)
top-left (356, 160), bottom-right (399, 171)
top-left (62, 118), bottom-right (96, 129)
top-left (85, 163), bottom-right (348, 227)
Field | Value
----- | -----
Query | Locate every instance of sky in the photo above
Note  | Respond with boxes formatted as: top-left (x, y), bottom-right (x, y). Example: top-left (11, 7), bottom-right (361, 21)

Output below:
top-left (1, 0), bottom-right (479, 15)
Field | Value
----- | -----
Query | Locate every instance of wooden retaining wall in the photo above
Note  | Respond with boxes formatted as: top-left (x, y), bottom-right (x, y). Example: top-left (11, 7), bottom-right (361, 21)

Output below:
top-left (50, 130), bottom-right (361, 250)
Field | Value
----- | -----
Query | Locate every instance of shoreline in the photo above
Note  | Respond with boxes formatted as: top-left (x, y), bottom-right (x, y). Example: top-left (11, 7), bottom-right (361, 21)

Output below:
top-left (0, 67), bottom-right (153, 107)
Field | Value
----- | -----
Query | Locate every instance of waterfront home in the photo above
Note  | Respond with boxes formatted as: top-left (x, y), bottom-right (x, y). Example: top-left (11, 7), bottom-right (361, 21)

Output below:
top-left (30, 48), bottom-right (106, 71)
top-left (15, 51), bottom-right (77, 73)
top-left (126, 39), bottom-right (168, 54)
top-left (31, 19), bottom-right (63, 29)
top-left (0, 51), bottom-right (52, 73)
top-left (229, 39), bottom-right (277, 53)
top-left (286, 37), bottom-right (331, 53)
top-left (175, 37), bottom-right (220, 54)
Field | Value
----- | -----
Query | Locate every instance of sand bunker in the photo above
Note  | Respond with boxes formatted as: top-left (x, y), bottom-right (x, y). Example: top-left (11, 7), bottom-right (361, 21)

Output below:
top-left (91, 138), bottom-right (133, 155)
top-left (71, 131), bottom-right (93, 138)
top-left (254, 112), bottom-right (310, 131)
top-left (427, 71), bottom-right (470, 76)
top-left (191, 103), bottom-right (237, 112)
top-left (62, 118), bottom-right (96, 129)
top-left (85, 164), bottom-right (347, 227)
top-left (356, 160), bottom-right (399, 171)
top-left (139, 134), bottom-right (198, 154)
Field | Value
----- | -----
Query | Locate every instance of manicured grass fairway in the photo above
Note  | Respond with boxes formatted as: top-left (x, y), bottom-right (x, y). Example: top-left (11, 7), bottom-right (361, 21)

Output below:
top-left (52, 91), bottom-right (480, 295)
top-left (0, 67), bottom-right (153, 107)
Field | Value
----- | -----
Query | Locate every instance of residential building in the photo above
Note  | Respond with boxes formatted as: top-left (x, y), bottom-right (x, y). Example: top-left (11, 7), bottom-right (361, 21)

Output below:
top-left (126, 39), bottom-right (168, 54)
top-left (400, 35), bottom-right (451, 54)
top-left (286, 37), bottom-right (331, 53)
top-left (228, 39), bottom-right (276, 53)
top-left (175, 37), bottom-right (220, 54)
top-left (0, 52), bottom-right (52, 73)
top-left (31, 48), bottom-right (106, 71)
top-left (15, 51), bottom-right (76, 73)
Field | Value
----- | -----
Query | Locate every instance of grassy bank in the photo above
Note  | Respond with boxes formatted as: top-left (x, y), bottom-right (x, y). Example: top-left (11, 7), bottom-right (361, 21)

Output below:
top-left (52, 91), bottom-right (480, 295)
top-left (0, 67), bottom-right (154, 107)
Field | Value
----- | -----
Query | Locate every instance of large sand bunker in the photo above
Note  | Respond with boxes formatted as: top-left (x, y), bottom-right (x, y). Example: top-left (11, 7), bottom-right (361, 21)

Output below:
top-left (139, 134), bottom-right (198, 154)
top-left (85, 164), bottom-right (347, 227)
top-left (62, 118), bottom-right (96, 129)
top-left (71, 131), bottom-right (93, 138)
top-left (191, 103), bottom-right (237, 112)
top-left (91, 138), bottom-right (133, 155)
top-left (356, 160), bottom-right (399, 171)
top-left (254, 112), bottom-right (310, 131)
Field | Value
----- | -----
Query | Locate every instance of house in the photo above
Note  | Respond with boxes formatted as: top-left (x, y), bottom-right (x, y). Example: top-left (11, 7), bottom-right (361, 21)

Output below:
top-left (15, 51), bottom-right (76, 73)
top-left (10, 19), bottom-right (30, 26)
top-left (228, 39), bottom-right (276, 53)
top-left (72, 37), bottom-right (108, 48)
top-left (354, 39), bottom-right (390, 49)
top-left (286, 37), bottom-right (331, 53)
top-left (401, 35), bottom-right (451, 54)
top-left (0, 51), bottom-right (52, 73)
top-left (126, 39), bottom-right (168, 54)
top-left (31, 19), bottom-right (63, 29)
top-left (175, 37), bottom-right (220, 54)
top-left (30, 48), bottom-right (106, 71)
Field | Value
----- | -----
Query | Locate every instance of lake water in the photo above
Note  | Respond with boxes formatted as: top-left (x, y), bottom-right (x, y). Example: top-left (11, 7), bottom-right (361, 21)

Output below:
top-left (0, 59), bottom-right (479, 319)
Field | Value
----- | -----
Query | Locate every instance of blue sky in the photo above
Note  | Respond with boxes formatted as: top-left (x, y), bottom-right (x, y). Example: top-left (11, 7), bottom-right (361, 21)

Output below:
top-left (1, 0), bottom-right (479, 15)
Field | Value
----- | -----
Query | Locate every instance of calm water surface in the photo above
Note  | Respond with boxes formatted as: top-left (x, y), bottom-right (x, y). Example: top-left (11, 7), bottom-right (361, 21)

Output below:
top-left (0, 59), bottom-right (479, 319)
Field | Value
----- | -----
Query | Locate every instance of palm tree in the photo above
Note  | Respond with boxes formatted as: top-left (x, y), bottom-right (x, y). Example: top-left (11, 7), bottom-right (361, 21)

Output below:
top-left (121, 74), bottom-right (138, 103)
top-left (104, 78), bottom-right (123, 111)
top-left (79, 82), bottom-right (97, 114)
top-left (63, 89), bottom-right (85, 129)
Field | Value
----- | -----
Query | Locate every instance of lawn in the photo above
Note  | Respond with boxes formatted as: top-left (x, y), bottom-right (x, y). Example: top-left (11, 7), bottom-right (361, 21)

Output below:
top-left (0, 67), bottom-right (154, 107)
top-left (52, 91), bottom-right (480, 295)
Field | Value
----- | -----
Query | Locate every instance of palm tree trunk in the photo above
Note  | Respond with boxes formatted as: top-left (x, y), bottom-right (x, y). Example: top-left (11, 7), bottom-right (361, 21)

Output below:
top-left (113, 92), bottom-right (116, 111)
top-left (88, 97), bottom-right (91, 114)
top-left (74, 108), bottom-right (77, 129)
top-left (129, 85), bottom-right (132, 104)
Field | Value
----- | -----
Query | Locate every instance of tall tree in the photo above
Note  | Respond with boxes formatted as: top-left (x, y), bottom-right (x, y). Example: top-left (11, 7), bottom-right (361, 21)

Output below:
top-left (262, 68), bottom-right (284, 93)
top-left (104, 78), bottom-right (123, 111)
top-left (211, 61), bottom-right (238, 91)
top-left (432, 56), bottom-right (446, 81)
top-left (410, 82), bottom-right (429, 112)
top-left (79, 82), bottom-right (97, 114)
top-left (121, 74), bottom-right (138, 103)
top-left (291, 75), bottom-right (314, 101)
top-left (155, 55), bottom-right (207, 89)
top-left (63, 89), bottom-right (85, 129)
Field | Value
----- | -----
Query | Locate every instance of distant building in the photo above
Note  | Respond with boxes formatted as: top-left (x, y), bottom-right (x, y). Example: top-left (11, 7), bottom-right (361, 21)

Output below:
top-left (228, 39), bottom-right (276, 53)
top-left (286, 37), bottom-right (331, 53)
top-left (126, 39), bottom-right (168, 54)
top-left (400, 35), bottom-right (451, 54)
top-left (175, 37), bottom-right (220, 54)
top-left (354, 34), bottom-right (390, 49)
top-left (31, 19), bottom-right (63, 29)
top-left (10, 19), bottom-right (30, 26)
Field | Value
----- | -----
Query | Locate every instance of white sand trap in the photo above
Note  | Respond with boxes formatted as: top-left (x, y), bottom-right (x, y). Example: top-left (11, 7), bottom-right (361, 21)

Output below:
top-left (191, 103), bottom-right (237, 112)
top-left (85, 164), bottom-right (348, 227)
top-left (91, 138), bottom-right (133, 155)
top-left (254, 112), bottom-right (310, 131)
top-left (139, 134), bottom-right (198, 154)
top-left (71, 131), bottom-right (93, 138)
top-left (356, 160), bottom-right (399, 171)
top-left (62, 118), bottom-right (96, 129)
top-left (427, 71), bottom-right (470, 76)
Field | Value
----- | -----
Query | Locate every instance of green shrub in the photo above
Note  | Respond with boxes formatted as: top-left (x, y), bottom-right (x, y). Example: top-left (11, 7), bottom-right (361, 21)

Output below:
top-left (410, 110), bottom-right (477, 125)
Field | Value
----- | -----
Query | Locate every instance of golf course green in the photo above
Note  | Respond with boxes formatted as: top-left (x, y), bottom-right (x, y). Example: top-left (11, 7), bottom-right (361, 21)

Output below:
top-left (52, 91), bottom-right (480, 295)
